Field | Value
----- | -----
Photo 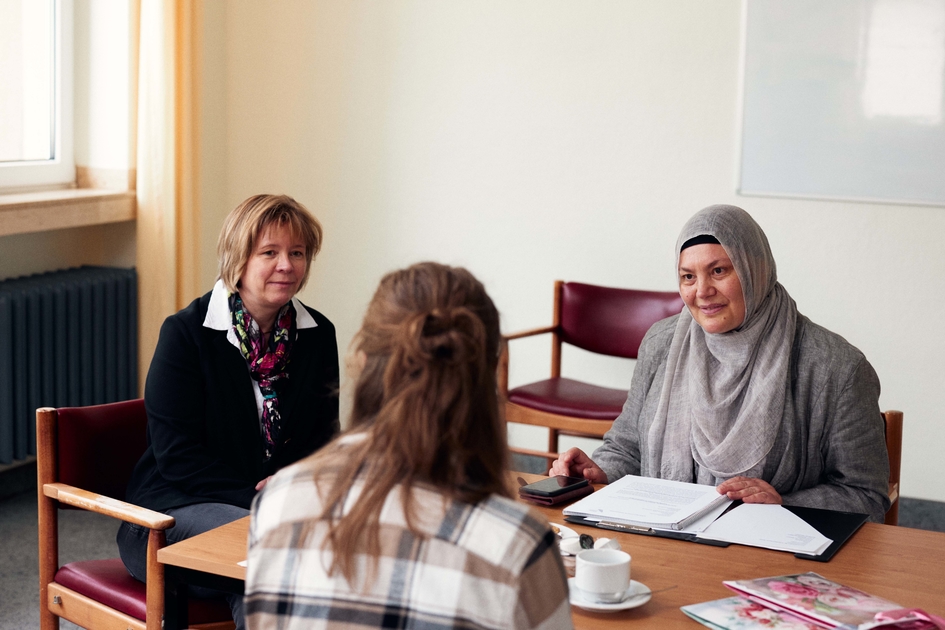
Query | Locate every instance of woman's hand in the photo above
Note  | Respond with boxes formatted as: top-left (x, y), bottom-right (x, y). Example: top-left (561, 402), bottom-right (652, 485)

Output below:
top-left (549, 448), bottom-right (609, 484)
top-left (716, 476), bottom-right (782, 504)
top-left (255, 475), bottom-right (273, 492)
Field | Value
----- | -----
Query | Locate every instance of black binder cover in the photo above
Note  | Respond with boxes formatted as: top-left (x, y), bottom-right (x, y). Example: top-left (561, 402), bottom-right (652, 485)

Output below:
top-left (783, 505), bottom-right (868, 562)
top-left (562, 514), bottom-right (731, 547)
top-left (564, 504), bottom-right (868, 560)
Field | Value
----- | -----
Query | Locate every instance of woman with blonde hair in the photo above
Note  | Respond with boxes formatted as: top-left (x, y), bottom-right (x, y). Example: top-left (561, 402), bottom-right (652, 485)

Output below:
top-left (119, 194), bottom-right (339, 629)
top-left (245, 262), bottom-right (572, 630)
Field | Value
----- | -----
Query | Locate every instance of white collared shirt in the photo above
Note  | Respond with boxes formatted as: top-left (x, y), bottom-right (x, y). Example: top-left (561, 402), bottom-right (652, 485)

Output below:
top-left (203, 279), bottom-right (317, 421)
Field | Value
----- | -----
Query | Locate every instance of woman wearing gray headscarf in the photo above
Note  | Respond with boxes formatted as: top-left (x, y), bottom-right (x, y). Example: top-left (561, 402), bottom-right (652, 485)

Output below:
top-left (550, 205), bottom-right (890, 522)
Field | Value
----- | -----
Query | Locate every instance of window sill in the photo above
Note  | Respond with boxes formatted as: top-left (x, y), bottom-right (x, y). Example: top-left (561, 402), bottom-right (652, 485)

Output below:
top-left (0, 188), bottom-right (136, 237)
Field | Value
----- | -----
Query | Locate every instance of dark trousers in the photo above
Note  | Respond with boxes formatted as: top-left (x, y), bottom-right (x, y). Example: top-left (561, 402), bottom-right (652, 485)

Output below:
top-left (117, 502), bottom-right (250, 630)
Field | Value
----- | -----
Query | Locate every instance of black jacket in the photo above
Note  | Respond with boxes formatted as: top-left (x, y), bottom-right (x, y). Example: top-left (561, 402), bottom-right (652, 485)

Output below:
top-left (126, 291), bottom-right (339, 511)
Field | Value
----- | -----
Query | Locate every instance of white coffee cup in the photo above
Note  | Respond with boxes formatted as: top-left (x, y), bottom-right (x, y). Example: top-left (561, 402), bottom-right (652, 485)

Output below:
top-left (575, 548), bottom-right (631, 603)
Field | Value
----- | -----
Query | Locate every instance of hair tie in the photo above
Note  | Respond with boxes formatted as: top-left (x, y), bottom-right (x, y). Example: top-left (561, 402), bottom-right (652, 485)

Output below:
top-left (396, 306), bottom-right (484, 369)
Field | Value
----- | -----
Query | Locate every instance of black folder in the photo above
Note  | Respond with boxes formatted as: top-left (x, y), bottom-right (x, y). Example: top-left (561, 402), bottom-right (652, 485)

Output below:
top-left (565, 503), bottom-right (868, 561)
top-left (783, 505), bottom-right (868, 562)
top-left (563, 514), bottom-right (732, 547)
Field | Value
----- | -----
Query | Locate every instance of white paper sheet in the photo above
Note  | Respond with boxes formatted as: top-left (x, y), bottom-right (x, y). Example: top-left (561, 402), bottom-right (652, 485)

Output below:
top-left (697, 504), bottom-right (832, 555)
top-left (563, 474), bottom-right (732, 531)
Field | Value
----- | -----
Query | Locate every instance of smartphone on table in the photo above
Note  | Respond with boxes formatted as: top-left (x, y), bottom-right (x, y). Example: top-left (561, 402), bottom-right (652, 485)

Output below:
top-left (519, 475), bottom-right (592, 505)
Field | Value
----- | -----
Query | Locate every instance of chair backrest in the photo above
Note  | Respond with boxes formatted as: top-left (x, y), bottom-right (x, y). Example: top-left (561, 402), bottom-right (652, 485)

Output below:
top-left (883, 410), bottom-right (902, 489)
top-left (557, 281), bottom-right (684, 359)
top-left (882, 410), bottom-right (902, 526)
top-left (53, 399), bottom-right (148, 502)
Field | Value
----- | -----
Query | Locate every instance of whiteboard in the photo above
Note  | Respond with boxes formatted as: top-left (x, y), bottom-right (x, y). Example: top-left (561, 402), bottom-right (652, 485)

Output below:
top-left (738, 0), bottom-right (945, 206)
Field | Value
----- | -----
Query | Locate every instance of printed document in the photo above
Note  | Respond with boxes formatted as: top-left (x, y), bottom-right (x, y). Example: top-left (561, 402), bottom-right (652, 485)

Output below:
top-left (563, 474), bottom-right (732, 532)
top-left (697, 504), bottom-right (832, 555)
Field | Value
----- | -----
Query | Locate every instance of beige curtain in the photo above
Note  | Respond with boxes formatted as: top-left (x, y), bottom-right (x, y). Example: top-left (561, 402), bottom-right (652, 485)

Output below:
top-left (135, 0), bottom-right (202, 391)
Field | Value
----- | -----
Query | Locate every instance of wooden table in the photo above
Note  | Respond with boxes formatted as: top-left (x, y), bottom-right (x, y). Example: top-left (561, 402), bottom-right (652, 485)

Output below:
top-left (157, 474), bottom-right (945, 629)
top-left (537, 507), bottom-right (945, 627)
top-left (157, 517), bottom-right (247, 629)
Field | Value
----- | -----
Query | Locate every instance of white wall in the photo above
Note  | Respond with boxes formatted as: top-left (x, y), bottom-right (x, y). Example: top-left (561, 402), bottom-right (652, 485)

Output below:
top-left (203, 1), bottom-right (945, 501)
top-left (0, 221), bottom-right (135, 280)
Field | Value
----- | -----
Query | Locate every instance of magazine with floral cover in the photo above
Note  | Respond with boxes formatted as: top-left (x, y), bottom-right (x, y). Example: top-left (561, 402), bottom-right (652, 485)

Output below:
top-left (682, 596), bottom-right (827, 630)
top-left (722, 573), bottom-right (908, 629)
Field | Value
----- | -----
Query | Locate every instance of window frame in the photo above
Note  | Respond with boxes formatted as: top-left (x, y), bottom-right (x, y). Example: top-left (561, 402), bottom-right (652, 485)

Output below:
top-left (0, 0), bottom-right (74, 191)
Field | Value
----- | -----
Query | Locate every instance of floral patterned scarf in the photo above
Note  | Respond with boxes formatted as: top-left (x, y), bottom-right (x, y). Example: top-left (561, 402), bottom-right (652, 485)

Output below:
top-left (230, 292), bottom-right (297, 461)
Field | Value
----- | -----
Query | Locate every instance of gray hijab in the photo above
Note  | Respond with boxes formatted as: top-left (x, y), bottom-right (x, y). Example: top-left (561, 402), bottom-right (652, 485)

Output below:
top-left (643, 205), bottom-right (797, 483)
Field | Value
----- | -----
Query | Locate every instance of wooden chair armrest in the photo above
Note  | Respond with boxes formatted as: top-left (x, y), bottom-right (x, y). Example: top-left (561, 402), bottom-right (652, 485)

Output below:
top-left (43, 482), bottom-right (175, 530)
top-left (499, 325), bottom-right (559, 396)
top-left (504, 325), bottom-right (557, 341)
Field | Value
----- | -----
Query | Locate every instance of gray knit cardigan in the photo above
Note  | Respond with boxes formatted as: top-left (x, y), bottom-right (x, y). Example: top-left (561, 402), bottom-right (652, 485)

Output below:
top-left (593, 313), bottom-right (891, 523)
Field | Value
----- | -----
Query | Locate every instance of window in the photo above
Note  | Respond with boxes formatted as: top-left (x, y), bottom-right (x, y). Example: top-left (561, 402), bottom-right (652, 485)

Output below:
top-left (0, 0), bottom-right (73, 190)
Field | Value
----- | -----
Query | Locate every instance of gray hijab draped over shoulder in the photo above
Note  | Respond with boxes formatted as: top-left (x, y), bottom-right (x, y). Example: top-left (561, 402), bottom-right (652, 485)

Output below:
top-left (643, 204), bottom-right (797, 483)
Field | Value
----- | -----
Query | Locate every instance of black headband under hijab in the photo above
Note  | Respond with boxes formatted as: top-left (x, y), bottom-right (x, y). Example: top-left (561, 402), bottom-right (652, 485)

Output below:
top-left (680, 234), bottom-right (720, 251)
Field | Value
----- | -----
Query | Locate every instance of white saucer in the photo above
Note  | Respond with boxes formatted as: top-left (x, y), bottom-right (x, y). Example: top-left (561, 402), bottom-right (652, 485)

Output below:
top-left (568, 578), bottom-right (652, 612)
top-left (550, 522), bottom-right (578, 539)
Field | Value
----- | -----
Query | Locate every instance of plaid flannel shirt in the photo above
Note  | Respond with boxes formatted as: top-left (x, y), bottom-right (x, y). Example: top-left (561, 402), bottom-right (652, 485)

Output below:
top-left (245, 438), bottom-right (573, 630)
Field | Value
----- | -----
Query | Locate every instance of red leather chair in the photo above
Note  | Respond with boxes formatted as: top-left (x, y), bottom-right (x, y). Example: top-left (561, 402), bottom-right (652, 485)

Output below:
top-left (499, 281), bottom-right (683, 466)
top-left (37, 399), bottom-right (234, 630)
